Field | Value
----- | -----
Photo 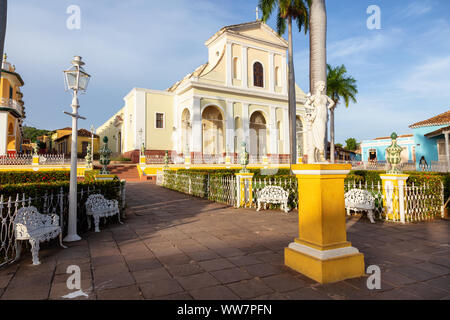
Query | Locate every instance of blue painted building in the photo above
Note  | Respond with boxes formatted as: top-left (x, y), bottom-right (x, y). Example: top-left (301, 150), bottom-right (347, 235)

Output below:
top-left (360, 110), bottom-right (450, 171)
top-left (360, 134), bottom-right (415, 163)
top-left (409, 110), bottom-right (450, 169)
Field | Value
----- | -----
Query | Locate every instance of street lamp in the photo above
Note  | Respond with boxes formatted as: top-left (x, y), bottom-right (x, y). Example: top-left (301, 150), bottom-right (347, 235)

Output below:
top-left (63, 56), bottom-right (90, 242)
top-left (90, 124), bottom-right (95, 165)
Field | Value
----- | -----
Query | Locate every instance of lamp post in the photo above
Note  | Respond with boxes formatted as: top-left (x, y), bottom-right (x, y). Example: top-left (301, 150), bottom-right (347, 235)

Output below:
top-left (90, 124), bottom-right (95, 165)
top-left (63, 56), bottom-right (90, 242)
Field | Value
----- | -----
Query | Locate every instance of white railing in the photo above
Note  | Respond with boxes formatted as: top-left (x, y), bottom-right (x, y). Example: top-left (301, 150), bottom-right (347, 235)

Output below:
top-left (345, 179), bottom-right (444, 222)
top-left (419, 161), bottom-right (449, 173)
top-left (38, 154), bottom-right (66, 165)
top-left (0, 154), bottom-right (32, 165)
top-left (251, 176), bottom-right (298, 210)
top-left (0, 154), bottom-right (87, 166)
top-left (0, 98), bottom-right (23, 117)
top-left (0, 182), bottom-right (126, 267)
top-left (145, 154), bottom-right (184, 165)
top-left (145, 155), bottom-right (166, 164)
top-left (192, 154), bottom-right (225, 164)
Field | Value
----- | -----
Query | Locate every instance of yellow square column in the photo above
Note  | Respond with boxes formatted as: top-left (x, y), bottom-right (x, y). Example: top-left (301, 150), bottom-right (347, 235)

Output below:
top-left (380, 174), bottom-right (409, 223)
top-left (285, 164), bottom-right (365, 284)
top-left (235, 172), bottom-right (254, 208)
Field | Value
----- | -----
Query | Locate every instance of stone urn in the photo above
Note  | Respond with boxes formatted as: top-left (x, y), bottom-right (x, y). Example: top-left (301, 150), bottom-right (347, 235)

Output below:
top-left (386, 132), bottom-right (403, 174)
top-left (99, 136), bottom-right (112, 174)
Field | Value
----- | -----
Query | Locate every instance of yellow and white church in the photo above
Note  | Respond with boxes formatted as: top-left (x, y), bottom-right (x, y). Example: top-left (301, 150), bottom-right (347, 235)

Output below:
top-left (98, 21), bottom-right (309, 162)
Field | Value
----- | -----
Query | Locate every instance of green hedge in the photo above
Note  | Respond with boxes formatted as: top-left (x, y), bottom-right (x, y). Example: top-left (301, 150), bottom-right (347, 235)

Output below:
top-left (0, 170), bottom-right (70, 185)
top-left (162, 168), bottom-right (297, 209)
top-left (0, 179), bottom-right (124, 206)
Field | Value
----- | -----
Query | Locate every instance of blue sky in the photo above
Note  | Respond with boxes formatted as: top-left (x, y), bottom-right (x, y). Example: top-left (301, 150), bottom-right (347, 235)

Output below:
top-left (4, 0), bottom-right (450, 144)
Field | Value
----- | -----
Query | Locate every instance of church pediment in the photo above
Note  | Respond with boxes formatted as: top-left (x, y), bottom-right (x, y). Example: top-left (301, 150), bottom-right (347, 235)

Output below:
top-left (227, 22), bottom-right (288, 48)
top-left (205, 21), bottom-right (288, 50)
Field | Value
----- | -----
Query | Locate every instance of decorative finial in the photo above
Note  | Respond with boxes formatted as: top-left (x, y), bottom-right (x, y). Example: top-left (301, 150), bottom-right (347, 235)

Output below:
top-left (386, 132), bottom-right (404, 174)
top-left (256, 6), bottom-right (259, 21)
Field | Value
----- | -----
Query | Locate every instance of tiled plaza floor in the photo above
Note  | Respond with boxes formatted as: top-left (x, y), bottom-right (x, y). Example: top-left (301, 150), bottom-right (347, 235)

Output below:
top-left (0, 182), bottom-right (449, 300)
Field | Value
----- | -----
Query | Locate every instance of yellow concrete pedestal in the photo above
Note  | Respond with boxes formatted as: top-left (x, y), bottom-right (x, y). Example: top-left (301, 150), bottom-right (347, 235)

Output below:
top-left (94, 174), bottom-right (115, 181)
top-left (235, 172), bottom-right (254, 208)
top-left (380, 174), bottom-right (409, 223)
top-left (285, 164), bottom-right (365, 284)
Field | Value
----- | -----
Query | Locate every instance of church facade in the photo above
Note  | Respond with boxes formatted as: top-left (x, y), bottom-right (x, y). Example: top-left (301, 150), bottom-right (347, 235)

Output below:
top-left (97, 21), bottom-right (309, 162)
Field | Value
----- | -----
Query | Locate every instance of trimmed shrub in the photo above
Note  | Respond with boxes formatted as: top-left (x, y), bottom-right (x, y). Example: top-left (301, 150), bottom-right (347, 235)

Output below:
top-left (0, 171), bottom-right (70, 185)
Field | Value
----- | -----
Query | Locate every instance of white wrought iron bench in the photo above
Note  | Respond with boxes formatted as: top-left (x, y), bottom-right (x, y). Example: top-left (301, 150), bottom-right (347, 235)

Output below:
top-left (14, 206), bottom-right (66, 266)
top-left (344, 189), bottom-right (376, 223)
top-left (85, 194), bottom-right (122, 232)
top-left (256, 186), bottom-right (290, 213)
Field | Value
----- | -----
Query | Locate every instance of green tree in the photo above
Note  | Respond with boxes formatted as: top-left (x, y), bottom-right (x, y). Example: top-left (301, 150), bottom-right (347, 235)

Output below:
top-left (22, 126), bottom-right (52, 142)
top-left (327, 64), bottom-right (358, 162)
top-left (259, 0), bottom-right (310, 165)
top-left (345, 138), bottom-right (358, 151)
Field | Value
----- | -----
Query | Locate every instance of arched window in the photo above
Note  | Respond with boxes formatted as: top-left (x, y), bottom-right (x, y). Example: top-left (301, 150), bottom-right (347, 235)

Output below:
top-left (253, 62), bottom-right (264, 87)
top-left (275, 66), bottom-right (281, 87)
top-left (233, 57), bottom-right (241, 80)
top-left (8, 123), bottom-right (13, 135)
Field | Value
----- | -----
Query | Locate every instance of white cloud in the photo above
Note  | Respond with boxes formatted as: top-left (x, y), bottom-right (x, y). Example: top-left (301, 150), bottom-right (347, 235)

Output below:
top-left (395, 56), bottom-right (450, 99)
top-left (397, 1), bottom-right (433, 19)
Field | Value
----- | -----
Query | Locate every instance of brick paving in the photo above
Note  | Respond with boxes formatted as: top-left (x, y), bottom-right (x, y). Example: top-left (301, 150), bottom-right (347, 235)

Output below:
top-left (0, 182), bottom-right (449, 300)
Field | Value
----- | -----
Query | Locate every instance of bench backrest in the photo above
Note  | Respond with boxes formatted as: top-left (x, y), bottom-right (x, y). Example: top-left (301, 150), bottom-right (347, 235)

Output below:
top-left (345, 189), bottom-right (375, 206)
top-left (85, 194), bottom-right (109, 209)
top-left (257, 186), bottom-right (289, 198)
top-left (14, 206), bottom-right (45, 236)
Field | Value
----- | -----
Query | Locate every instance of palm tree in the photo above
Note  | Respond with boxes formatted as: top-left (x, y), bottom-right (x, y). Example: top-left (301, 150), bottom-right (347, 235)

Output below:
top-left (309, 0), bottom-right (328, 158)
top-left (309, 0), bottom-right (327, 92)
top-left (0, 0), bottom-right (7, 77)
top-left (326, 64), bottom-right (358, 162)
top-left (259, 0), bottom-right (310, 166)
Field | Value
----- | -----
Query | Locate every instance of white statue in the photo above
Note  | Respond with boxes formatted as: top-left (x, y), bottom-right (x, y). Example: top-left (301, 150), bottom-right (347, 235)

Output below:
top-left (304, 81), bottom-right (335, 162)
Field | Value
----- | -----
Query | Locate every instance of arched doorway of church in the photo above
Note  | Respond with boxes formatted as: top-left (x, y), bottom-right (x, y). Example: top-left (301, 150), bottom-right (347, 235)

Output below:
top-left (296, 116), bottom-right (304, 158)
top-left (249, 111), bottom-right (267, 158)
top-left (181, 108), bottom-right (192, 155)
top-left (202, 106), bottom-right (224, 156)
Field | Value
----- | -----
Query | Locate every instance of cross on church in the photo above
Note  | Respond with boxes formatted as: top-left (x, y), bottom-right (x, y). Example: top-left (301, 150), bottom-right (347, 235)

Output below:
top-left (255, 6), bottom-right (260, 20)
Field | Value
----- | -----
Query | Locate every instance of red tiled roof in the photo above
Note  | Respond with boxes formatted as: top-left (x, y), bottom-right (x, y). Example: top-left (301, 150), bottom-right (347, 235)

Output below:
top-left (409, 110), bottom-right (450, 128)
top-left (54, 128), bottom-right (99, 141)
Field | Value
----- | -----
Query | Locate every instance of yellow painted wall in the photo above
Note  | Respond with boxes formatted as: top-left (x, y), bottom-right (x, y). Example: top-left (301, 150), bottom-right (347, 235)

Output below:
top-left (96, 107), bottom-right (125, 154)
top-left (247, 48), bottom-right (269, 90)
top-left (227, 34), bottom-right (286, 55)
top-left (7, 113), bottom-right (16, 151)
top-left (56, 135), bottom-right (100, 154)
top-left (125, 94), bottom-right (135, 151)
top-left (146, 92), bottom-right (174, 150)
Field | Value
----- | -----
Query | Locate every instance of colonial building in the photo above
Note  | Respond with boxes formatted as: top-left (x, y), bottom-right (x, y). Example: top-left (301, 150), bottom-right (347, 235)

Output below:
top-left (360, 110), bottom-right (450, 171)
top-left (0, 54), bottom-right (26, 155)
top-left (409, 110), bottom-right (450, 169)
top-left (361, 134), bottom-right (415, 163)
top-left (46, 128), bottom-right (99, 157)
top-left (97, 21), bottom-right (309, 162)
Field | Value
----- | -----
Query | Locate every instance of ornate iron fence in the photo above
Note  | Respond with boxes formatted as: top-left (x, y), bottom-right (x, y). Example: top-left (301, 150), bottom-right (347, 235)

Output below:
top-left (345, 180), bottom-right (444, 222)
top-left (38, 154), bottom-right (66, 165)
top-left (0, 182), bottom-right (126, 268)
top-left (0, 154), bottom-right (33, 165)
top-left (251, 176), bottom-right (298, 210)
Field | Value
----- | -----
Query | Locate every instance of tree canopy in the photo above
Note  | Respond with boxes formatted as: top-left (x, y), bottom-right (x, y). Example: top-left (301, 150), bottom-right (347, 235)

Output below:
top-left (345, 138), bottom-right (359, 151)
top-left (22, 126), bottom-right (52, 142)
